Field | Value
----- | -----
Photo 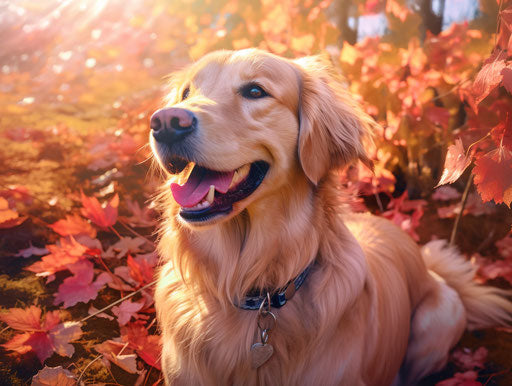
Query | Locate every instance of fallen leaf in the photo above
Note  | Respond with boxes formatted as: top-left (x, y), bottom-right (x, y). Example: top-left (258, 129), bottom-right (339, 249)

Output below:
top-left (26, 237), bottom-right (89, 278)
top-left (80, 192), bottom-right (119, 229)
top-left (0, 196), bottom-right (27, 229)
top-left (112, 300), bottom-right (144, 326)
top-left (95, 340), bottom-right (140, 374)
top-left (31, 365), bottom-right (77, 386)
top-left (0, 306), bottom-right (44, 331)
top-left (122, 322), bottom-right (162, 370)
top-left (50, 321), bottom-right (83, 358)
top-left (49, 214), bottom-right (97, 238)
top-left (53, 261), bottom-right (111, 308)
top-left (126, 254), bottom-right (155, 287)
top-left (103, 237), bottom-right (147, 259)
top-left (120, 199), bottom-right (157, 228)
top-left (16, 242), bottom-right (49, 259)
top-left (1, 307), bottom-right (82, 363)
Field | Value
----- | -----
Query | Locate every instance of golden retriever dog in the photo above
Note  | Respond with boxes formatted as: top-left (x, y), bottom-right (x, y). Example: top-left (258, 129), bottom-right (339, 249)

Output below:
top-left (149, 49), bottom-right (512, 385)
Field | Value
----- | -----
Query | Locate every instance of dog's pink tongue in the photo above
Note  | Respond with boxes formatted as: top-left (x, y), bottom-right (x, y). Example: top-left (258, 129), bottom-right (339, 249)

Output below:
top-left (171, 166), bottom-right (234, 207)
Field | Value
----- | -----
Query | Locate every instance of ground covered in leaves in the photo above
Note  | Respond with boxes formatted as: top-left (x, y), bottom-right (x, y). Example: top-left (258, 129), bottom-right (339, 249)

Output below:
top-left (1, 0), bottom-right (512, 385)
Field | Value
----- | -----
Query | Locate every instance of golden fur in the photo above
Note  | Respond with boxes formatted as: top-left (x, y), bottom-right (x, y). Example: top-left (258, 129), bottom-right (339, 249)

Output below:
top-left (151, 49), bottom-right (512, 385)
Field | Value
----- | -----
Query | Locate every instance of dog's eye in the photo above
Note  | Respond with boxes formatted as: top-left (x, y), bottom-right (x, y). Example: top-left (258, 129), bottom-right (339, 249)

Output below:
top-left (240, 84), bottom-right (269, 99)
top-left (182, 87), bottom-right (190, 100)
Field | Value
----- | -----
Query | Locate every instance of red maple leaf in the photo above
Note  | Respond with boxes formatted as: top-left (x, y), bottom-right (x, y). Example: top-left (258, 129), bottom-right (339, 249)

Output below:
top-left (121, 322), bottom-right (162, 370)
top-left (54, 260), bottom-right (111, 308)
top-left (49, 214), bottom-right (97, 238)
top-left (112, 299), bottom-right (145, 326)
top-left (0, 306), bottom-right (82, 363)
top-left (126, 254), bottom-right (154, 287)
top-left (80, 192), bottom-right (119, 229)
top-left (473, 147), bottom-right (512, 207)
top-left (26, 237), bottom-right (89, 279)
top-left (472, 50), bottom-right (507, 106)
top-left (437, 139), bottom-right (472, 186)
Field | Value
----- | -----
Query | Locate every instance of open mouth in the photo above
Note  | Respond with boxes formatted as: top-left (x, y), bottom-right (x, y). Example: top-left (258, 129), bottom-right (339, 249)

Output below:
top-left (170, 161), bottom-right (269, 222)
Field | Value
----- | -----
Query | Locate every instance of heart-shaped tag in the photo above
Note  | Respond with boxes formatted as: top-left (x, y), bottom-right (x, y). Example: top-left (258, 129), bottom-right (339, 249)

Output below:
top-left (250, 342), bottom-right (274, 369)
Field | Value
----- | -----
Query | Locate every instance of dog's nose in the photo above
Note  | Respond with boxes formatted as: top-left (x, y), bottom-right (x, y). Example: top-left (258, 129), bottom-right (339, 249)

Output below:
top-left (150, 107), bottom-right (197, 143)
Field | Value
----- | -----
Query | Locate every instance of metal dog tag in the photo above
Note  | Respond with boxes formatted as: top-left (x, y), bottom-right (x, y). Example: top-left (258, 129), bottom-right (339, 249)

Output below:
top-left (250, 342), bottom-right (274, 369)
top-left (251, 294), bottom-right (276, 369)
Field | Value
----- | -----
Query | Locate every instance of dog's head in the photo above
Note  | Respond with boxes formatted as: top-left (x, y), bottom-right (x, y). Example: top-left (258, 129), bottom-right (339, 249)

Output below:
top-left (150, 49), bottom-right (373, 227)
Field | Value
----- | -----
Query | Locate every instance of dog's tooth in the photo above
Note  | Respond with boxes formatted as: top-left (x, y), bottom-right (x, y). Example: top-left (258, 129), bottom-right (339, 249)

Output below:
top-left (229, 170), bottom-right (239, 189)
top-left (206, 185), bottom-right (215, 204)
top-left (238, 164), bottom-right (250, 179)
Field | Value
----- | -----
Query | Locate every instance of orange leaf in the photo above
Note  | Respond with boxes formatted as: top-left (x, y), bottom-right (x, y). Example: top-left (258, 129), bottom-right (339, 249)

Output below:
top-left (26, 237), bottom-right (88, 278)
top-left (49, 214), bottom-right (97, 238)
top-left (0, 197), bottom-right (26, 229)
top-left (80, 192), bottom-right (118, 229)
top-left (0, 306), bottom-right (42, 331)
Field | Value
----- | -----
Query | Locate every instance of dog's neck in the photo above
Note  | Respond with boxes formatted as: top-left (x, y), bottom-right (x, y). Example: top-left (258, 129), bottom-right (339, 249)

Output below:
top-left (160, 172), bottom-right (343, 309)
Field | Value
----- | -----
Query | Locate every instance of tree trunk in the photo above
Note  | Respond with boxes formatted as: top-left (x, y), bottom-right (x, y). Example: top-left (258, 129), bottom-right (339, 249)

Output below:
top-left (335, 0), bottom-right (358, 45)
top-left (419, 0), bottom-right (445, 35)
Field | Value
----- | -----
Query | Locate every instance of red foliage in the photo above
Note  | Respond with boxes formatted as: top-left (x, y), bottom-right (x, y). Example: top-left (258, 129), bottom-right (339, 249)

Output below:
top-left (0, 307), bottom-right (82, 363)
top-left (49, 214), bottom-right (97, 238)
top-left (473, 148), bottom-right (512, 207)
top-left (80, 192), bottom-right (119, 230)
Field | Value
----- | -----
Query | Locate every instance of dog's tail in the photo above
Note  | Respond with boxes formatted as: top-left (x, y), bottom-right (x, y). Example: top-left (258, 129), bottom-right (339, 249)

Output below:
top-left (421, 240), bottom-right (512, 330)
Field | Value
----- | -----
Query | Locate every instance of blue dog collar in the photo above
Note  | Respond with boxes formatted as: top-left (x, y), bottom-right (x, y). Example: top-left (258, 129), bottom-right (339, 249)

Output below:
top-left (236, 263), bottom-right (314, 310)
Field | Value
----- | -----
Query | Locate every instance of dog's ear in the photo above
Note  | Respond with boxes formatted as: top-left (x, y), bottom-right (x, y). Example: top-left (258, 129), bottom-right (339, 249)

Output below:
top-left (294, 56), bottom-right (375, 185)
